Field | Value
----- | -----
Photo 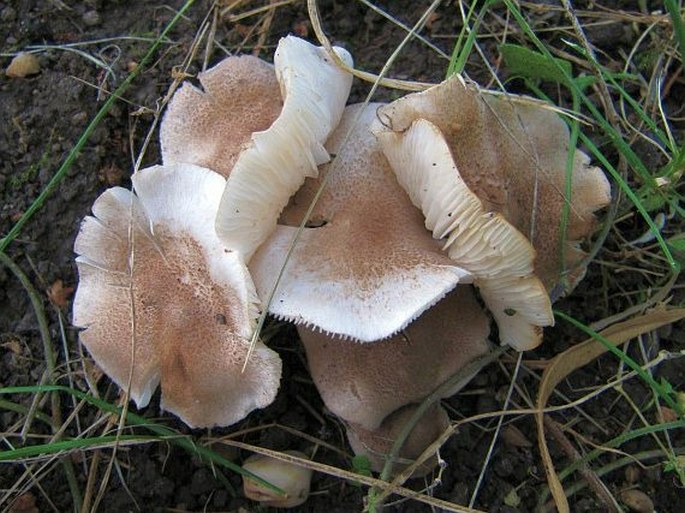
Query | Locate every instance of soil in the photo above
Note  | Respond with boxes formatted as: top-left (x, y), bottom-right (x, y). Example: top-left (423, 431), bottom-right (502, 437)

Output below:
top-left (1, 1), bottom-right (684, 512)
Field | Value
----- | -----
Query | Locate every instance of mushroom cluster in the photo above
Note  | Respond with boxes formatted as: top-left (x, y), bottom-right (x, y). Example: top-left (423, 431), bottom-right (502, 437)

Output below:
top-left (73, 36), bottom-right (610, 480)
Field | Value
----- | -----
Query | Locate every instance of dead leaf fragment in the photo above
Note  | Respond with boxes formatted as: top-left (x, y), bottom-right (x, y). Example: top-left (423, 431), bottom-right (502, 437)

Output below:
top-left (9, 492), bottom-right (39, 513)
top-left (2, 338), bottom-right (22, 355)
top-left (292, 20), bottom-right (309, 37)
top-left (502, 424), bottom-right (533, 448)
top-left (99, 163), bottom-right (125, 186)
top-left (659, 406), bottom-right (678, 423)
top-left (47, 279), bottom-right (73, 309)
top-left (619, 489), bottom-right (654, 513)
top-left (6, 53), bottom-right (40, 78)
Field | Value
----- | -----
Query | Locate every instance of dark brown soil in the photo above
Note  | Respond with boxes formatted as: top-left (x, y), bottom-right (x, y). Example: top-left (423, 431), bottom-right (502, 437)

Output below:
top-left (1, 1), bottom-right (684, 512)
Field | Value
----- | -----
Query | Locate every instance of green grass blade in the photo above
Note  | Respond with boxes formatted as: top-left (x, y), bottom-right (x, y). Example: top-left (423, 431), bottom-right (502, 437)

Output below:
top-left (554, 310), bottom-right (683, 417)
top-left (0, 384), bottom-right (284, 494)
top-left (665, 0), bottom-right (685, 61)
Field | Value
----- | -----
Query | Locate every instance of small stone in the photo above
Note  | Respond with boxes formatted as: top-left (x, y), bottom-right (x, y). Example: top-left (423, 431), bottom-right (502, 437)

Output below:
top-left (71, 111), bottom-right (88, 125)
top-left (82, 10), bottom-right (101, 27)
top-left (6, 53), bottom-right (40, 78)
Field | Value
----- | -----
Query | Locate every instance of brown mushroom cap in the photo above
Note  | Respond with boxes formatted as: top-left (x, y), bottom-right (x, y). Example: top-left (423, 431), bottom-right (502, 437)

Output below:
top-left (215, 36), bottom-right (354, 260)
top-left (73, 163), bottom-right (282, 427)
top-left (249, 103), bottom-right (471, 342)
top-left (160, 55), bottom-right (282, 178)
top-left (299, 286), bottom-right (490, 430)
top-left (346, 403), bottom-right (450, 477)
top-left (376, 75), bottom-right (611, 293)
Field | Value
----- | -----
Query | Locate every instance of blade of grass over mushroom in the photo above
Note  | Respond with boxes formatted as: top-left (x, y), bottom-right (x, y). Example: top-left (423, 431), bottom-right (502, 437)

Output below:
top-left (252, 1), bottom-right (461, 350)
top-left (0, 0), bottom-right (196, 253)
top-left (376, 119), bottom-right (553, 350)
top-left (214, 35), bottom-right (353, 260)
top-left (0, 385), bottom-right (285, 495)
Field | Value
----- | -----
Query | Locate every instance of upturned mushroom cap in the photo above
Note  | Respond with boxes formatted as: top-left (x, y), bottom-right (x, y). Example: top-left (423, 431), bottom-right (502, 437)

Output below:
top-left (346, 403), bottom-right (450, 477)
top-left (73, 163), bottom-right (282, 428)
top-left (376, 75), bottom-right (611, 294)
top-left (299, 287), bottom-right (490, 430)
top-left (376, 118), bottom-right (553, 350)
top-left (160, 55), bottom-right (282, 177)
top-left (215, 36), bottom-right (354, 259)
top-left (249, 103), bottom-right (471, 342)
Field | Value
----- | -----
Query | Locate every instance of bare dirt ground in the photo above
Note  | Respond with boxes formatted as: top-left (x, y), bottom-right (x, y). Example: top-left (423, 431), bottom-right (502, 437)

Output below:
top-left (1, 1), bottom-right (684, 512)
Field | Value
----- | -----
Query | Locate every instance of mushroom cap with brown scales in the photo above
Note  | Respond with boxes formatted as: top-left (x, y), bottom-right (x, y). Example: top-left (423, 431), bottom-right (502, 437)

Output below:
top-left (346, 403), bottom-right (451, 477)
top-left (215, 36), bottom-right (354, 260)
top-left (249, 103), bottom-right (472, 342)
top-left (160, 54), bottom-right (283, 178)
top-left (376, 75), bottom-right (611, 296)
top-left (72, 163), bottom-right (281, 428)
top-left (298, 287), bottom-right (490, 431)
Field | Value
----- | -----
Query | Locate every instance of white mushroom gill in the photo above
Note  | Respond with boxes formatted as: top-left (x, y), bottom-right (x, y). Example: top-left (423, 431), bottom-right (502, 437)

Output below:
top-left (73, 163), bottom-right (282, 427)
top-left (215, 36), bottom-right (354, 260)
top-left (376, 118), bottom-right (553, 350)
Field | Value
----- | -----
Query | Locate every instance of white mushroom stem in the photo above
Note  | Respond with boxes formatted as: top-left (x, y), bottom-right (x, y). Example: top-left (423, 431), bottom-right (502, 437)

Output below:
top-left (242, 451), bottom-right (313, 508)
top-left (216, 36), bottom-right (353, 260)
top-left (376, 118), bottom-right (553, 350)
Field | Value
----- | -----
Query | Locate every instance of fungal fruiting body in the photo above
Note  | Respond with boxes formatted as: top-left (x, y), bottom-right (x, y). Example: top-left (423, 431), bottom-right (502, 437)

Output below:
top-left (73, 164), bottom-right (281, 428)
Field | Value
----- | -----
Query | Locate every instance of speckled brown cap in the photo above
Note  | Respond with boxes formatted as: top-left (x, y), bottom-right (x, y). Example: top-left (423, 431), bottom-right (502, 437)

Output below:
top-left (160, 55), bottom-right (282, 178)
top-left (73, 163), bottom-right (282, 428)
top-left (298, 287), bottom-right (490, 430)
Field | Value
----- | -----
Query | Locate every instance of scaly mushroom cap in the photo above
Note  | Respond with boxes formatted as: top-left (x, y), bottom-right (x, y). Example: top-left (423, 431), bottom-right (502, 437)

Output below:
top-left (376, 75), bottom-right (611, 294)
top-left (73, 163), bottom-right (282, 428)
top-left (250, 103), bottom-right (471, 342)
top-left (160, 55), bottom-right (282, 178)
top-left (216, 36), bottom-right (354, 259)
top-left (376, 118), bottom-right (553, 350)
top-left (346, 403), bottom-right (450, 477)
top-left (299, 287), bottom-right (490, 430)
